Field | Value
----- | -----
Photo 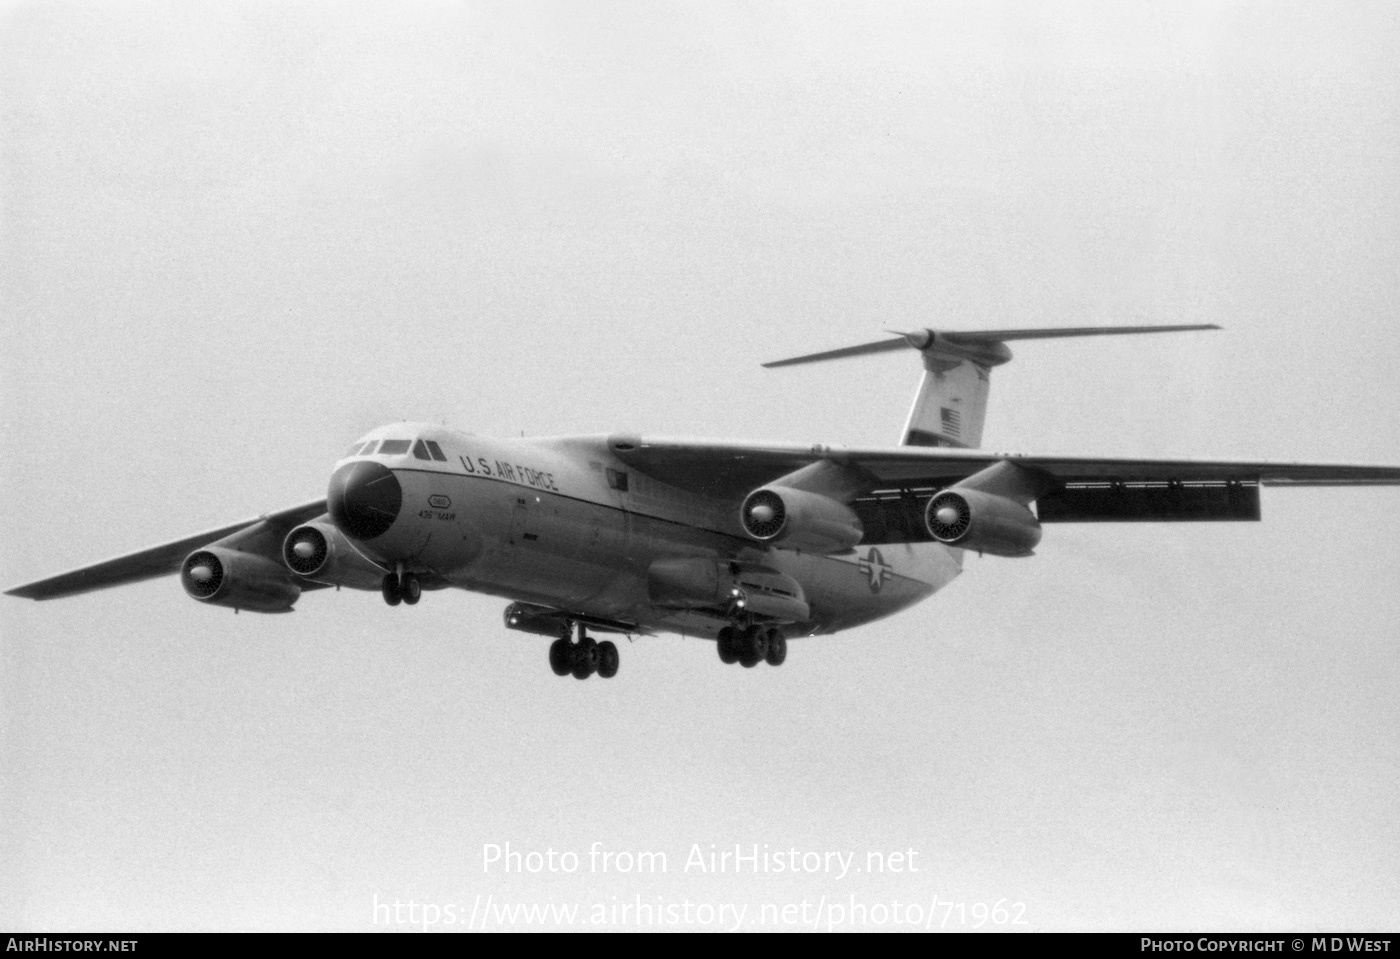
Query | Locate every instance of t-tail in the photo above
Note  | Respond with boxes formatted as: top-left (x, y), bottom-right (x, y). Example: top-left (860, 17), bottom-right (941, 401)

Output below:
top-left (762, 324), bottom-right (1220, 449)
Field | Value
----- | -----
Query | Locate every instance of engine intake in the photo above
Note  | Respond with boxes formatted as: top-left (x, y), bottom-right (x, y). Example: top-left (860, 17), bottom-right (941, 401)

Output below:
top-left (284, 526), bottom-right (329, 575)
top-left (739, 487), bottom-right (863, 553)
top-left (181, 547), bottom-right (301, 613)
top-left (281, 522), bottom-right (386, 590)
top-left (924, 488), bottom-right (1042, 557)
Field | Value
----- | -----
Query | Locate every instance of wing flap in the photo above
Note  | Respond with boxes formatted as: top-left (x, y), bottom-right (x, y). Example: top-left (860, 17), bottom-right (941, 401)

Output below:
top-left (6, 498), bottom-right (327, 600)
top-left (611, 436), bottom-right (1400, 496)
top-left (1035, 480), bottom-right (1262, 522)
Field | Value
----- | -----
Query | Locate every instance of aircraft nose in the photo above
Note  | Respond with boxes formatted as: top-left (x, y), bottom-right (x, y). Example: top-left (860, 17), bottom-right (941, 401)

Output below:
top-left (328, 460), bottom-right (402, 540)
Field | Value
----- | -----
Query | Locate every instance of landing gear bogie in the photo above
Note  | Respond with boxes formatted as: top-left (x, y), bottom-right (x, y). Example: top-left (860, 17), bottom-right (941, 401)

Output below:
top-left (381, 571), bottom-right (422, 606)
top-left (716, 623), bottom-right (788, 668)
top-left (549, 624), bottom-right (620, 680)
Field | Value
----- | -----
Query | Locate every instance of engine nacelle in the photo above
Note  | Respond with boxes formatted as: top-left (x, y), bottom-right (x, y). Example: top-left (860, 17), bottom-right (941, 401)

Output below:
top-left (647, 558), bottom-right (810, 623)
top-left (282, 522), bottom-right (386, 590)
top-left (181, 547), bottom-right (301, 613)
top-left (739, 487), bottom-right (863, 553)
top-left (924, 488), bottom-right (1042, 557)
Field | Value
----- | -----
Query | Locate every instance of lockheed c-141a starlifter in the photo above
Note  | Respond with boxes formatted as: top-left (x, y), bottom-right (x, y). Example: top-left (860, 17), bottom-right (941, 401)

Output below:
top-left (10, 325), bottom-right (1400, 679)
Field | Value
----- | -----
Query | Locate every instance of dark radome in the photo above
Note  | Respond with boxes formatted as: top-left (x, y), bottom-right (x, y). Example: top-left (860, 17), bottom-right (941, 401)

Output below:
top-left (328, 460), bottom-right (402, 540)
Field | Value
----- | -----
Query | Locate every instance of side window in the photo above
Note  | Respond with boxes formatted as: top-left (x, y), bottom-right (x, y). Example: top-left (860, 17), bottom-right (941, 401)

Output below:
top-left (424, 440), bottom-right (448, 462)
top-left (412, 439), bottom-right (432, 461)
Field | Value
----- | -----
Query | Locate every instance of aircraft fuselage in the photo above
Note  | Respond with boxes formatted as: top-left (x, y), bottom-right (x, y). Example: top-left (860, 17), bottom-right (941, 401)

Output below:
top-left (330, 423), bottom-right (960, 638)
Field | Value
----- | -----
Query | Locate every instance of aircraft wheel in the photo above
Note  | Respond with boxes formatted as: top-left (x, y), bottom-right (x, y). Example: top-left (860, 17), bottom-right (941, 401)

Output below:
top-left (549, 638), bottom-right (572, 676)
top-left (571, 641), bottom-right (598, 680)
top-left (381, 574), bottom-right (402, 607)
top-left (717, 627), bottom-right (739, 664)
top-left (597, 641), bottom-right (619, 679)
top-left (739, 625), bottom-right (766, 668)
top-left (401, 573), bottom-right (421, 605)
top-left (764, 629), bottom-right (787, 666)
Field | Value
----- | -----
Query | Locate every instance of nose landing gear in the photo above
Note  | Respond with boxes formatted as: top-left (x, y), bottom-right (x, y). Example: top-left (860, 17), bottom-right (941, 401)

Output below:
top-left (380, 569), bottom-right (422, 606)
top-left (549, 623), bottom-right (619, 680)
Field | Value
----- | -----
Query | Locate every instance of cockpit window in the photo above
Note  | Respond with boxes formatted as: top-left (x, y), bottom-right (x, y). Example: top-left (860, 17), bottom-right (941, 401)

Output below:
top-left (345, 442), bottom-right (364, 457)
top-left (378, 439), bottom-right (411, 455)
top-left (359, 440), bottom-right (379, 455)
top-left (424, 440), bottom-right (448, 462)
top-left (412, 439), bottom-right (431, 461)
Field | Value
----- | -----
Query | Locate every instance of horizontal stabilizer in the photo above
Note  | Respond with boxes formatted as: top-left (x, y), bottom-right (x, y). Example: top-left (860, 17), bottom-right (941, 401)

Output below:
top-left (761, 338), bottom-right (909, 368)
top-left (936, 324), bottom-right (1221, 343)
top-left (762, 324), bottom-right (1220, 368)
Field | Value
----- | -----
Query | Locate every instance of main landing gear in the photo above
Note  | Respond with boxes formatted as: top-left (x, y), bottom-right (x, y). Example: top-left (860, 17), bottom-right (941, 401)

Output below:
top-left (549, 624), bottom-right (619, 680)
top-left (717, 624), bottom-right (787, 668)
top-left (381, 571), bottom-right (421, 606)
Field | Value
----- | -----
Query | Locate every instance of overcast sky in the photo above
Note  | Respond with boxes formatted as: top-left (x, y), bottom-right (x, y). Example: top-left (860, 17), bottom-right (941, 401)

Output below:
top-left (3, 1), bottom-right (1398, 931)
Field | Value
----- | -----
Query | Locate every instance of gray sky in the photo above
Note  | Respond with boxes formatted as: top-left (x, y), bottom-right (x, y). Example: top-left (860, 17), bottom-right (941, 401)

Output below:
top-left (3, 0), bottom-right (1398, 931)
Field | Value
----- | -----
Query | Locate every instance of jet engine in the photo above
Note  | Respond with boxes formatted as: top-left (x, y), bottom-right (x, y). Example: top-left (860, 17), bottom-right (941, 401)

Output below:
top-left (282, 522), bottom-right (386, 590)
top-left (181, 547), bottom-right (301, 612)
top-left (647, 558), bottom-right (810, 622)
top-left (923, 488), bottom-right (1042, 557)
top-left (739, 487), bottom-right (863, 553)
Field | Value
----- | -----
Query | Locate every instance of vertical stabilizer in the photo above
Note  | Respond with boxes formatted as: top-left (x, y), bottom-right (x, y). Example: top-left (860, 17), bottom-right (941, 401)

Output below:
top-left (895, 333), bottom-right (1010, 449)
top-left (762, 324), bottom-right (1219, 451)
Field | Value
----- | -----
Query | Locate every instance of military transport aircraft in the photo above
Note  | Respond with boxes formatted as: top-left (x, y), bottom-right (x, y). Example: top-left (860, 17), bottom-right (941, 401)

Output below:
top-left (9, 325), bottom-right (1400, 679)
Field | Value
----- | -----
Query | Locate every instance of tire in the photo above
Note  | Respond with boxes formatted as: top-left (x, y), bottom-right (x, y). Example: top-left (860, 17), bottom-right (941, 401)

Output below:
top-left (549, 638), bottom-right (572, 676)
top-left (401, 573), bottom-right (422, 605)
top-left (764, 629), bottom-right (787, 666)
top-left (571, 641), bottom-right (597, 680)
top-left (739, 625), bottom-right (764, 668)
top-left (381, 574), bottom-right (401, 607)
top-left (717, 627), bottom-right (738, 664)
top-left (597, 641), bottom-right (619, 679)
top-left (746, 625), bottom-right (769, 661)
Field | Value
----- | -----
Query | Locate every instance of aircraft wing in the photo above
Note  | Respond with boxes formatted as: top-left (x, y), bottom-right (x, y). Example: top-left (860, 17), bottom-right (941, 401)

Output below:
top-left (605, 436), bottom-right (1400, 528)
top-left (6, 498), bottom-right (329, 600)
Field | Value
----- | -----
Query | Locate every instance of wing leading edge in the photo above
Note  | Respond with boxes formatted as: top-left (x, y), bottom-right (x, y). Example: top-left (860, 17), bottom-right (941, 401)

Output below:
top-left (6, 498), bottom-right (328, 601)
